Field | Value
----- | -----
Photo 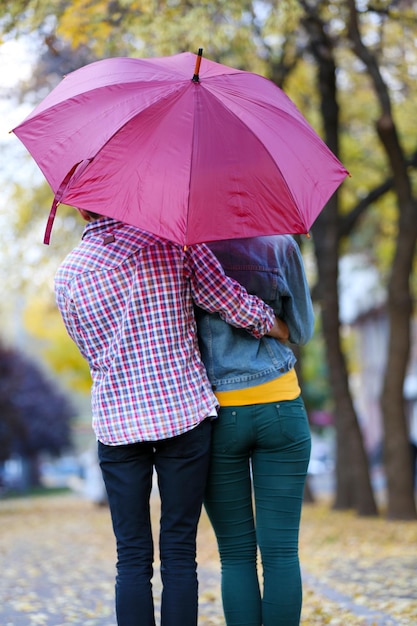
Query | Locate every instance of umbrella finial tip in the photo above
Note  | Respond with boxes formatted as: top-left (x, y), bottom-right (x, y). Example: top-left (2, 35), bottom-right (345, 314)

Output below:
top-left (192, 48), bottom-right (203, 82)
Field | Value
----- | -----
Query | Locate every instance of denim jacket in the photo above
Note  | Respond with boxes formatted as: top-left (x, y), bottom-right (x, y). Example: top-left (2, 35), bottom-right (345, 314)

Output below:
top-left (196, 235), bottom-right (314, 392)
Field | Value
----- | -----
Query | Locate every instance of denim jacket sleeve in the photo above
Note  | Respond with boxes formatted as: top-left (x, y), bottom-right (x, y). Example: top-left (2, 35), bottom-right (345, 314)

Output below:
top-left (278, 239), bottom-right (314, 345)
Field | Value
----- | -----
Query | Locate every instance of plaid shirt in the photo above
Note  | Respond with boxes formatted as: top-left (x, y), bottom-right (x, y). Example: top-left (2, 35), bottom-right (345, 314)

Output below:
top-left (55, 218), bottom-right (275, 444)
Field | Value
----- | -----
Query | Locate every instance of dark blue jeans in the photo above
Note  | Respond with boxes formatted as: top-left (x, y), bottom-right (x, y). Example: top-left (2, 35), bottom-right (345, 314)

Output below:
top-left (98, 417), bottom-right (212, 626)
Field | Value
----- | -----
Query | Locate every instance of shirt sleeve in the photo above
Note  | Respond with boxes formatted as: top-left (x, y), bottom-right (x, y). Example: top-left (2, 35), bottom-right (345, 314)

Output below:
top-left (186, 244), bottom-right (276, 339)
top-left (55, 288), bottom-right (89, 361)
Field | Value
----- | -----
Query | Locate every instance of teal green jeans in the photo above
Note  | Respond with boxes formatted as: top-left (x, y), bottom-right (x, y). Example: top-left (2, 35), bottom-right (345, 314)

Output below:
top-left (204, 397), bottom-right (311, 626)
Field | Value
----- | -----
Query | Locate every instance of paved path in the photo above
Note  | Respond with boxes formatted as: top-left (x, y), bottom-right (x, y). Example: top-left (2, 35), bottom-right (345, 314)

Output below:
top-left (0, 564), bottom-right (223, 626)
top-left (302, 571), bottom-right (401, 626)
top-left (1, 560), bottom-right (405, 626)
top-left (0, 494), bottom-right (414, 625)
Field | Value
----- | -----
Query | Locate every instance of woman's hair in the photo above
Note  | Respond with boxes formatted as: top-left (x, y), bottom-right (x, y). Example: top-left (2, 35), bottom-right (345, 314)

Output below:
top-left (86, 210), bottom-right (103, 220)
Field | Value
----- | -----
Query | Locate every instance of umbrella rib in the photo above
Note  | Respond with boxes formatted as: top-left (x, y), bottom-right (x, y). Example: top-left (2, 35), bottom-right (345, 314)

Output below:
top-left (185, 93), bottom-right (199, 245)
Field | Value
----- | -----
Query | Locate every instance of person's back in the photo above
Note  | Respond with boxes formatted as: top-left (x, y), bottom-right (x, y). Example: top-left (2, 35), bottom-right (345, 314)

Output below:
top-left (55, 215), bottom-right (282, 626)
top-left (197, 235), bottom-right (313, 394)
top-left (56, 222), bottom-right (216, 443)
top-left (197, 234), bottom-right (314, 626)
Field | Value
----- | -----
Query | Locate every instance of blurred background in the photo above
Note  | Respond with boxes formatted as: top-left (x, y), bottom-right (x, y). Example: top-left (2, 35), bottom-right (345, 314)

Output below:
top-left (0, 0), bottom-right (416, 521)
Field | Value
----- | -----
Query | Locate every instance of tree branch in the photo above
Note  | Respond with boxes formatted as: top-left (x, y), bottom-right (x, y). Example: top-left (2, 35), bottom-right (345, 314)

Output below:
top-left (339, 149), bottom-right (417, 238)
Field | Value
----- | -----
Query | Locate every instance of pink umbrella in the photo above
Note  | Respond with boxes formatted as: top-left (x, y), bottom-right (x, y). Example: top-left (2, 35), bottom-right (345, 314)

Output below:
top-left (12, 50), bottom-right (349, 245)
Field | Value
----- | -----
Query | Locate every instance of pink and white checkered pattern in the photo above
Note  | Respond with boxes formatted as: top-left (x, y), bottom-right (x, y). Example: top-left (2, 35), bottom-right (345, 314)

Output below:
top-left (55, 218), bottom-right (275, 444)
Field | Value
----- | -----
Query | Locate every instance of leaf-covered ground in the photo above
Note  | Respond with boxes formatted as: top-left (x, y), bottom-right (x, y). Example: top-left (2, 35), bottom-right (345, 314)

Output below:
top-left (299, 503), bottom-right (417, 625)
top-left (0, 492), bottom-right (416, 625)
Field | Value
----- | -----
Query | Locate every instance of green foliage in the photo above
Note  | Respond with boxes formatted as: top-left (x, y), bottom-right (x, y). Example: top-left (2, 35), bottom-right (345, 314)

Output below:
top-left (1, 182), bottom-right (84, 297)
top-left (23, 295), bottom-right (92, 394)
top-left (0, 180), bottom-right (89, 393)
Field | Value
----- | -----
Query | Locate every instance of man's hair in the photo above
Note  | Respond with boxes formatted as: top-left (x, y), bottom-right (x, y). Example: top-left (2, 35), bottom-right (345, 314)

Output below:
top-left (86, 210), bottom-right (103, 220)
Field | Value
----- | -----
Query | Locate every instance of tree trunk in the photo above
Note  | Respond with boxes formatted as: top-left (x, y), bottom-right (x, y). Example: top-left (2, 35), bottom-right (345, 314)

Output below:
top-left (382, 258), bottom-right (417, 519)
top-left (313, 218), bottom-right (378, 515)
top-left (347, 0), bottom-right (417, 520)
top-left (303, 5), bottom-right (378, 515)
top-left (378, 123), bottom-right (417, 520)
top-left (27, 453), bottom-right (43, 488)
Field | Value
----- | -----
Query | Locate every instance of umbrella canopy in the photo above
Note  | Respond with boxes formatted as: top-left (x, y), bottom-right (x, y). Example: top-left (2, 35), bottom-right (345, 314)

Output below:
top-left (12, 50), bottom-right (349, 245)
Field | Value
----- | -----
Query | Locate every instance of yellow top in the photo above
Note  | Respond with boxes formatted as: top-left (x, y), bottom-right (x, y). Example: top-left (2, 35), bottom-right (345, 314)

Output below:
top-left (214, 368), bottom-right (300, 407)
